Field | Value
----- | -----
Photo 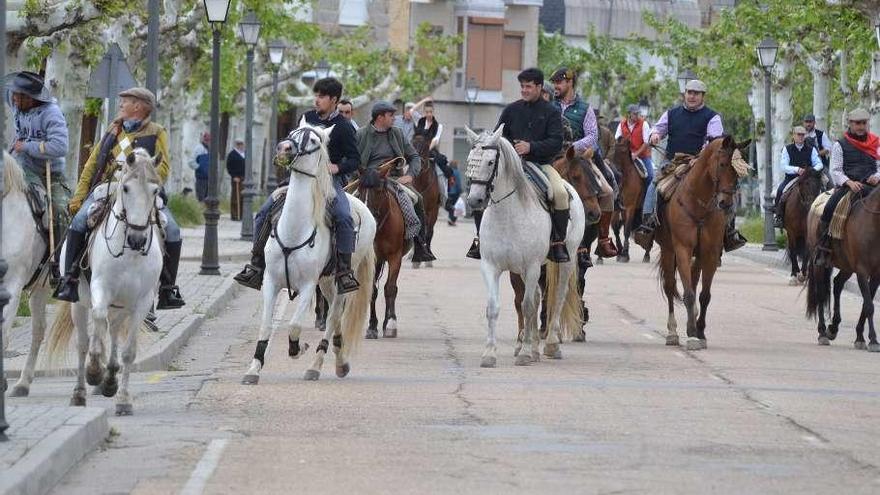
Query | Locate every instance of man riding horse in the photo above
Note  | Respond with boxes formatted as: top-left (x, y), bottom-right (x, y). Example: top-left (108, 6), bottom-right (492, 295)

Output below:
top-left (549, 67), bottom-right (617, 258)
top-left (235, 77), bottom-right (362, 294)
top-left (616, 103), bottom-right (654, 199)
top-left (773, 126), bottom-right (823, 228)
top-left (634, 79), bottom-right (747, 252)
top-left (815, 108), bottom-right (880, 267)
top-left (54, 87), bottom-right (185, 309)
top-left (358, 100), bottom-right (436, 263)
top-left (465, 68), bottom-right (572, 262)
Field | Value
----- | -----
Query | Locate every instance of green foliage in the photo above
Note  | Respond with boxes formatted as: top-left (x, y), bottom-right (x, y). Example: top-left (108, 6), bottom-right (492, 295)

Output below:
top-left (167, 194), bottom-right (205, 228)
top-left (84, 98), bottom-right (104, 117)
top-left (17, 293), bottom-right (30, 317)
top-left (740, 214), bottom-right (786, 248)
top-left (396, 23), bottom-right (463, 101)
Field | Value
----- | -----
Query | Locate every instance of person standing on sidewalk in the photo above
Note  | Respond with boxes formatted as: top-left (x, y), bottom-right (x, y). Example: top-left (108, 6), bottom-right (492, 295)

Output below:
top-left (445, 160), bottom-right (463, 225)
top-left (192, 132), bottom-right (210, 202)
top-left (54, 87), bottom-right (186, 310)
top-left (226, 139), bottom-right (245, 221)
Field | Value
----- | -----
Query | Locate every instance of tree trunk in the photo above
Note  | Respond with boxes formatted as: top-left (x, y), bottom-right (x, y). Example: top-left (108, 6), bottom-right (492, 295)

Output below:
top-left (771, 54), bottom-right (794, 187)
top-left (748, 74), bottom-right (770, 211)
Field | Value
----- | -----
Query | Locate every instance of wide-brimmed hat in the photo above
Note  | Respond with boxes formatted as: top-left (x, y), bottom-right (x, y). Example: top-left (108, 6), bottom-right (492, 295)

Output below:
top-left (4, 71), bottom-right (53, 102)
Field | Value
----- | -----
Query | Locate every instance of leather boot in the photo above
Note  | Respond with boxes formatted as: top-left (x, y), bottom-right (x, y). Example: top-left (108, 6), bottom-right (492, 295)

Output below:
top-left (335, 252), bottom-right (360, 294)
top-left (157, 240), bottom-right (186, 310)
top-left (547, 209), bottom-right (571, 262)
top-left (815, 220), bottom-right (833, 267)
top-left (234, 214), bottom-right (272, 290)
top-left (595, 211), bottom-right (618, 258)
top-left (53, 230), bottom-right (87, 302)
top-left (723, 221), bottom-right (748, 252)
top-left (412, 196), bottom-right (437, 262)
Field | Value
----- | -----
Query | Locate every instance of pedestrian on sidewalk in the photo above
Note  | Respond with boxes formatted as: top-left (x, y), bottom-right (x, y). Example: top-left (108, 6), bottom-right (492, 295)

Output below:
top-left (192, 131), bottom-right (210, 202)
top-left (445, 160), bottom-right (463, 225)
top-left (226, 139), bottom-right (245, 221)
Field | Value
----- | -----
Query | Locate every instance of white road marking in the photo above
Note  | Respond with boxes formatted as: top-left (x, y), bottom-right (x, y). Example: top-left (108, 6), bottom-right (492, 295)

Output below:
top-left (801, 435), bottom-right (826, 448)
top-left (180, 438), bottom-right (229, 495)
top-left (619, 318), bottom-right (632, 325)
top-left (674, 351), bottom-right (687, 359)
top-left (709, 373), bottom-right (723, 382)
top-left (641, 333), bottom-right (657, 340)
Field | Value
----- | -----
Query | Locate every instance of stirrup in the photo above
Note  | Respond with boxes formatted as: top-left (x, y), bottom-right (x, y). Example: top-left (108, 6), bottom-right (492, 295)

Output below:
top-left (335, 271), bottom-right (360, 294)
top-left (466, 238), bottom-right (481, 260)
top-left (233, 264), bottom-right (264, 290)
top-left (52, 276), bottom-right (80, 302)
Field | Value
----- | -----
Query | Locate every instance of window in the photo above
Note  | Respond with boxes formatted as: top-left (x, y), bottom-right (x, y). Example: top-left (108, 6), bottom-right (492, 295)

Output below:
top-left (338, 0), bottom-right (368, 26)
top-left (502, 33), bottom-right (523, 71)
top-left (467, 19), bottom-right (504, 91)
top-left (456, 17), bottom-right (464, 68)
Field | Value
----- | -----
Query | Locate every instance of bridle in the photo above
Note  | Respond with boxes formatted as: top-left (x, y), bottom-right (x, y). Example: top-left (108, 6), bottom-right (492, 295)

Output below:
top-left (675, 150), bottom-right (737, 228)
top-left (103, 176), bottom-right (159, 258)
top-left (469, 144), bottom-right (517, 205)
top-left (277, 127), bottom-right (324, 179)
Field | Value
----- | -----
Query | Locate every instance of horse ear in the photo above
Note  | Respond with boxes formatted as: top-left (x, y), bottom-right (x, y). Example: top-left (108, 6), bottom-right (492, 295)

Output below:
top-left (491, 124), bottom-right (504, 143)
top-left (323, 124), bottom-right (335, 139)
top-left (298, 115), bottom-right (308, 128)
top-left (722, 135), bottom-right (735, 149)
top-left (464, 126), bottom-right (480, 144)
top-left (736, 139), bottom-right (752, 154)
top-left (565, 145), bottom-right (575, 161)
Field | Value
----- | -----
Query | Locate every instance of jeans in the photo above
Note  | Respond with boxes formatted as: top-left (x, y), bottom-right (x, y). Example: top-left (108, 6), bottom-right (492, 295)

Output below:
top-left (71, 190), bottom-right (181, 243)
top-left (253, 181), bottom-right (355, 254)
top-left (643, 157), bottom-right (660, 216)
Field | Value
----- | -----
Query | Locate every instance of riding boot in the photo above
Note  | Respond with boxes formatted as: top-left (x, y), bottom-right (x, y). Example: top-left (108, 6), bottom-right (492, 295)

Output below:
top-left (157, 241), bottom-right (186, 310)
top-left (411, 197), bottom-right (437, 263)
top-left (595, 211), bottom-right (618, 258)
top-left (774, 200), bottom-right (785, 229)
top-left (547, 209), bottom-right (571, 263)
top-left (723, 220), bottom-right (748, 252)
top-left (335, 252), bottom-right (360, 294)
top-left (234, 215), bottom-right (272, 290)
top-left (52, 230), bottom-right (87, 302)
top-left (815, 220), bottom-right (833, 267)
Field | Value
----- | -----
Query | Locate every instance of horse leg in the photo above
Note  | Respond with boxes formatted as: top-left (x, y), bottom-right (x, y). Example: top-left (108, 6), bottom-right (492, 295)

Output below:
top-left (367, 259), bottom-right (382, 339)
top-left (115, 307), bottom-right (144, 416)
top-left (674, 246), bottom-right (700, 350)
top-left (321, 284), bottom-right (351, 377)
top-left (544, 261), bottom-right (574, 360)
top-left (70, 302), bottom-right (90, 406)
top-left (538, 268), bottom-right (548, 338)
top-left (85, 299), bottom-right (108, 388)
top-left (787, 243), bottom-right (800, 285)
top-left (314, 287), bottom-right (327, 331)
top-left (797, 237), bottom-right (808, 283)
top-left (425, 222), bottom-right (435, 268)
top-left (242, 279), bottom-right (283, 385)
top-left (867, 277), bottom-right (880, 352)
top-left (382, 254), bottom-right (402, 338)
top-left (827, 271), bottom-right (849, 341)
top-left (306, 282), bottom-right (337, 381)
top-left (98, 308), bottom-right (120, 398)
top-left (480, 263), bottom-right (502, 368)
top-left (520, 266), bottom-right (542, 364)
top-left (695, 262), bottom-right (716, 349)
top-left (11, 289), bottom-right (50, 397)
top-left (510, 273), bottom-right (525, 358)
top-left (660, 250), bottom-right (679, 346)
top-left (613, 216), bottom-right (627, 262)
top-left (855, 275), bottom-right (871, 351)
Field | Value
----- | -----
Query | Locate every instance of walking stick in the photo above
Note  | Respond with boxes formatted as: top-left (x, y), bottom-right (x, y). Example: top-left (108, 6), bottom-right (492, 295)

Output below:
top-left (44, 160), bottom-right (55, 256)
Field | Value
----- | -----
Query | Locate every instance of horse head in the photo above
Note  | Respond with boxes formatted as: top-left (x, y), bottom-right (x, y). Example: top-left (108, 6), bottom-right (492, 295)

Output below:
top-left (612, 136), bottom-right (633, 174)
top-left (705, 135), bottom-right (743, 212)
top-left (554, 146), bottom-right (601, 224)
top-left (465, 125), bottom-right (506, 210)
top-left (119, 148), bottom-right (161, 250)
top-left (798, 166), bottom-right (824, 203)
top-left (275, 117), bottom-right (334, 178)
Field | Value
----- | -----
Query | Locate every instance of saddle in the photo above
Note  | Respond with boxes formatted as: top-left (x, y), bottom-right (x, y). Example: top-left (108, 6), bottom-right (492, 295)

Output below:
top-left (22, 183), bottom-right (52, 290)
top-left (521, 160), bottom-right (553, 210)
top-left (656, 153), bottom-right (697, 201)
top-left (779, 177), bottom-right (801, 204)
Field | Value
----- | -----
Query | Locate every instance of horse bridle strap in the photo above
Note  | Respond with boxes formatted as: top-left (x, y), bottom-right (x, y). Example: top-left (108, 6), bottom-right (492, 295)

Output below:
top-left (278, 127), bottom-right (324, 177)
top-left (272, 222), bottom-right (318, 300)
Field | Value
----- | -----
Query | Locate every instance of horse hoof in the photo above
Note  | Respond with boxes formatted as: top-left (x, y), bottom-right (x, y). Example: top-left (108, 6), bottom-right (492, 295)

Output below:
top-left (336, 363), bottom-right (351, 378)
top-left (855, 341), bottom-right (868, 350)
top-left (425, 261), bottom-right (433, 268)
top-left (666, 335), bottom-right (680, 346)
top-left (573, 331), bottom-right (586, 343)
top-left (617, 255), bottom-right (630, 263)
top-left (115, 404), bottom-right (133, 416)
top-left (303, 369), bottom-right (321, 381)
top-left (868, 344), bottom-right (880, 353)
top-left (788, 276), bottom-right (800, 286)
top-left (9, 385), bottom-right (29, 397)
top-left (817, 336), bottom-right (830, 346)
top-left (241, 374), bottom-right (260, 385)
top-left (86, 367), bottom-right (104, 387)
top-left (543, 344), bottom-right (562, 359)
top-left (797, 273), bottom-right (807, 284)
top-left (699, 339), bottom-right (707, 350)
top-left (514, 353), bottom-right (533, 366)
top-left (412, 262), bottom-right (421, 269)
top-left (91, 384), bottom-right (104, 396)
top-left (480, 356), bottom-right (497, 368)
top-left (383, 320), bottom-right (398, 338)
top-left (365, 328), bottom-right (378, 340)
top-left (101, 378), bottom-right (118, 398)
top-left (685, 338), bottom-right (703, 351)
top-left (314, 319), bottom-right (326, 331)
top-left (70, 395), bottom-right (86, 407)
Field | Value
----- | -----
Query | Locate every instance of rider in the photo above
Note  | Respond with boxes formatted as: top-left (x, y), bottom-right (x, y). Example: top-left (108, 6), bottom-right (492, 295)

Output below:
top-left (773, 126), bottom-right (822, 228)
top-left (803, 113), bottom-right (832, 170)
top-left (615, 103), bottom-right (654, 198)
top-left (6, 71), bottom-right (71, 274)
top-left (550, 66), bottom-right (617, 258)
top-left (54, 87), bottom-right (185, 309)
top-left (815, 108), bottom-right (880, 266)
top-left (358, 101), bottom-right (436, 263)
top-left (634, 79), bottom-right (747, 252)
top-left (234, 77), bottom-right (361, 293)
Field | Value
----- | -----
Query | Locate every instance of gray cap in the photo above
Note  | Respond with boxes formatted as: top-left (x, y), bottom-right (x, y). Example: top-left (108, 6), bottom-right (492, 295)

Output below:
top-left (803, 113), bottom-right (816, 122)
top-left (685, 79), bottom-right (707, 93)
top-left (626, 104), bottom-right (640, 114)
top-left (371, 100), bottom-right (397, 119)
top-left (792, 126), bottom-right (806, 134)
top-left (118, 87), bottom-right (156, 110)
top-left (848, 108), bottom-right (870, 121)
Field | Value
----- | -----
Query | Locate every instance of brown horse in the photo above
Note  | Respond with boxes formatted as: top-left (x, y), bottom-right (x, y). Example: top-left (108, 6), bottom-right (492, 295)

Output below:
top-left (360, 167), bottom-right (411, 339)
top-left (411, 134), bottom-right (440, 268)
top-left (610, 137), bottom-right (648, 263)
top-left (510, 145), bottom-right (604, 347)
top-left (806, 186), bottom-right (880, 351)
top-left (656, 136), bottom-right (746, 350)
top-left (781, 168), bottom-right (823, 285)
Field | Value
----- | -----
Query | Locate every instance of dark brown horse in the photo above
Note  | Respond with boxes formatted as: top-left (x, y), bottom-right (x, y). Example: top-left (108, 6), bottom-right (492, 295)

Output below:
top-left (411, 134), bottom-right (440, 268)
top-left (656, 136), bottom-right (747, 350)
top-left (360, 165), bottom-right (411, 339)
top-left (806, 186), bottom-right (880, 351)
top-left (782, 168), bottom-right (823, 284)
top-left (610, 137), bottom-right (648, 263)
top-left (510, 145), bottom-right (604, 347)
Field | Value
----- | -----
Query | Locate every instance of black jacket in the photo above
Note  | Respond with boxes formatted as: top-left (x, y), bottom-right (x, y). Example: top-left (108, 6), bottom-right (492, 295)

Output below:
top-left (496, 98), bottom-right (563, 164)
top-left (303, 110), bottom-right (360, 183)
top-left (226, 149), bottom-right (245, 178)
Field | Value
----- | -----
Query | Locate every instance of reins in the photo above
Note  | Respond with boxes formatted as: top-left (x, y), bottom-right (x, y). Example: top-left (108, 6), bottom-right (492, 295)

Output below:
top-left (102, 176), bottom-right (159, 259)
top-left (469, 144), bottom-right (519, 205)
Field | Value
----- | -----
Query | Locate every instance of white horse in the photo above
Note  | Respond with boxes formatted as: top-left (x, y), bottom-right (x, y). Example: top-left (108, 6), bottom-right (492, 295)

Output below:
top-left (242, 121), bottom-right (376, 384)
top-left (1, 151), bottom-right (53, 397)
top-left (48, 149), bottom-right (163, 415)
top-left (465, 126), bottom-right (585, 367)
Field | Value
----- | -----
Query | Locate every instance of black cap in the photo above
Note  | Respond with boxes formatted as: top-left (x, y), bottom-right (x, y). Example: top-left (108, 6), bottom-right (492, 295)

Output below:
top-left (371, 100), bottom-right (397, 120)
top-left (803, 114), bottom-right (816, 122)
top-left (549, 67), bottom-right (575, 82)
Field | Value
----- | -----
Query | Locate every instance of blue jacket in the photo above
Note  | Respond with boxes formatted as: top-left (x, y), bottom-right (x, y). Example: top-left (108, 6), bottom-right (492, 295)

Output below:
top-left (448, 168), bottom-right (463, 196)
top-left (10, 98), bottom-right (68, 174)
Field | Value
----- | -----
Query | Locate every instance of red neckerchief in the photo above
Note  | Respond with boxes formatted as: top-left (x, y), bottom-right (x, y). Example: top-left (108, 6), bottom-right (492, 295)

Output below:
top-left (845, 131), bottom-right (880, 160)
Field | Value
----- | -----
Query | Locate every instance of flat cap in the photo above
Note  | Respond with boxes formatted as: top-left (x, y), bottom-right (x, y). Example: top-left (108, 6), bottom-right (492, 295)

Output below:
top-left (848, 108), bottom-right (871, 121)
top-left (685, 79), bottom-right (707, 92)
top-left (792, 126), bottom-right (807, 134)
top-left (549, 67), bottom-right (575, 82)
top-left (626, 104), bottom-right (640, 114)
top-left (371, 100), bottom-right (397, 119)
top-left (803, 113), bottom-right (816, 122)
top-left (118, 87), bottom-right (156, 109)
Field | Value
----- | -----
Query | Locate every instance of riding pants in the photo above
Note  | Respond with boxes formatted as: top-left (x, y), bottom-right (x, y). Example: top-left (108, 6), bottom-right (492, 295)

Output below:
top-left (641, 156), bottom-right (655, 190)
top-left (70, 189), bottom-right (181, 243)
top-left (774, 173), bottom-right (799, 210)
top-left (540, 164), bottom-right (570, 210)
top-left (23, 166), bottom-right (71, 250)
top-left (643, 157), bottom-right (667, 216)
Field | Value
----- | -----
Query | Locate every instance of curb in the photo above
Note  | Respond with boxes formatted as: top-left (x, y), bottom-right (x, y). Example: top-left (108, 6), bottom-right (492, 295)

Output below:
top-left (729, 244), bottom-right (860, 295)
top-left (0, 407), bottom-right (109, 495)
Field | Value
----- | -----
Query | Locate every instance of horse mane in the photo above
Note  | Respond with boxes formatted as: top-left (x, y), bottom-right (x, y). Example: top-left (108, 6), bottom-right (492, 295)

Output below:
top-left (293, 123), bottom-right (336, 228)
top-left (2, 151), bottom-right (27, 197)
top-left (126, 148), bottom-right (162, 185)
top-left (478, 131), bottom-right (534, 205)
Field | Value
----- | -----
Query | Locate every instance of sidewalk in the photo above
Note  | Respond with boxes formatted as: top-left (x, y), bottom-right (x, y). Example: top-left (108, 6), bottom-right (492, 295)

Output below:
top-left (4, 217), bottom-right (246, 378)
top-left (728, 242), bottom-right (860, 294)
top-left (0, 405), bottom-right (108, 495)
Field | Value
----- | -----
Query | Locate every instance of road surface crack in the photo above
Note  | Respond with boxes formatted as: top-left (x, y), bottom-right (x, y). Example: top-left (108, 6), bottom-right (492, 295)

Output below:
top-left (436, 308), bottom-right (485, 426)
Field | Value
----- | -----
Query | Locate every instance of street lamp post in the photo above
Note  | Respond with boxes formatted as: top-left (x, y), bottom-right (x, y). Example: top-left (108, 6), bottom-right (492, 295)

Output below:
top-left (465, 77), bottom-right (479, 129)
top-left (677, 68), bottom-right (697, 94)
top-left (200, 0), bottom-right (231, 276)
top-left (315, 59), bottom-right (330, 80)
top-left (757, 37), bottom-right (779, 252)
top-left (266, 40), bottom-right (285, 193)
top-left (238, 11), bottom-right (261, 241)
top-left (145, 0), bottom-right (160, 96)
top-left (0, 0), bottom-right (10, 442)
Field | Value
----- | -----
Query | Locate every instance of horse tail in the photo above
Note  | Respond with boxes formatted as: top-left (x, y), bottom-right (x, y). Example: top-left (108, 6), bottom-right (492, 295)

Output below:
top-left (805, 254), bottom-right (831, 319)
top-left (46, 302), bottom-right (74, 363)
top-left (341, 247), bottom-right (376, 358)
top-left (545, 262), bottom-right (582, 341)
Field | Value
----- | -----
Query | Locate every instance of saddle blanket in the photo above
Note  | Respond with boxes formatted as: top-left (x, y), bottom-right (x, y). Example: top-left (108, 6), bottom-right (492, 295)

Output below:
top-left (780, 176), bottom-right (801, 202)
top-left (656, 154), bottom-right (696, 201)
top-left (810, 190), bottom-right (852, 240)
